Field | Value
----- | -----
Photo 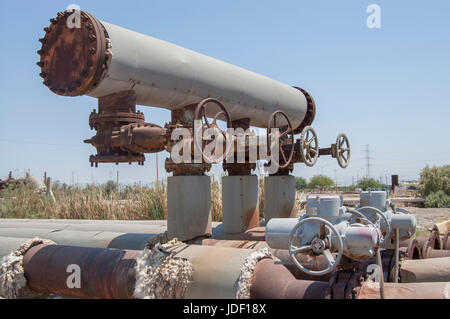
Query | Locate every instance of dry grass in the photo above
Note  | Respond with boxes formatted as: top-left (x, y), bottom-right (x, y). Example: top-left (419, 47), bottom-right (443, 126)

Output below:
top-left (0, 177), bottom-right (267, 222)
top-left (0, 181), bottom-right (167, 220)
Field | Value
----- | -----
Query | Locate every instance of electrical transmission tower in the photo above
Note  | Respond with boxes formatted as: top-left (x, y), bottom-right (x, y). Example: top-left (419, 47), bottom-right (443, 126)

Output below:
top-left (365, 144), bottom-right (372, 179)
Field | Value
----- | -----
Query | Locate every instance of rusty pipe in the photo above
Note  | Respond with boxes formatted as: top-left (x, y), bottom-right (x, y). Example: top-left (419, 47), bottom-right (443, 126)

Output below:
top-left (23, 244), bottom-right (138, 299)
top-left (400, 257), bottom-right (450, 282)
top-left (22, 242), bottom-right (255, 299)
top-left (443, 231), bottom-right (450, 250)
top-left (357, 281), bottom-right (450, 299)
top-left (250, 258), bottom-right (330, 299)
top-left (86, 124), bottom-right (167, 154)
top-left (189, 238), bottom-right (268, 250)
top-left (422, 246), bottom-right (450, 259)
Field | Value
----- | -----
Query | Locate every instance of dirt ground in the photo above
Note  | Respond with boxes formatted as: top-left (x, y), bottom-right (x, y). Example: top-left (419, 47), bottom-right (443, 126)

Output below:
top-left (399, 206), bottom-right (450, 230)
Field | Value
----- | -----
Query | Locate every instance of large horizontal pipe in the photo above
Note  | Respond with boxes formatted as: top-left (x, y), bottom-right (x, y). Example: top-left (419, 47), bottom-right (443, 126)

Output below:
top-left (0, 218), bottom-right (169, 225)
top-left (357, 282), bottom-right (450, 299)
top-left (400, 257), bottom-right (450, 282)
top-left (443, 231), bottom-right (450, 250)
top-left (17, 243), bottom-right (450, 299)
top-left (0, 221), bottom-right (168, 234)
top-left (422, 246), bottom-right (450, 259)
top-left (21, 243), bottom-right (255, 299)
top-left (38, 11), bottom-right (313, 131)
top-left (0, 228), bottom-right (155, 251)
top-left (250, 259), bottom-right (330, 299)
top-left (23, 244), bottom-right (138, 299)
top-left (250, 258), bottom-right (450, 299)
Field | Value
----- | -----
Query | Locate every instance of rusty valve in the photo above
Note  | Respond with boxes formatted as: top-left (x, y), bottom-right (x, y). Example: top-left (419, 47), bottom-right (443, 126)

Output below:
top-left (266, 110), bottom-right (295, 169)
top-left (193, 98), bottom-right (233, 164)
top-left (299, 126), bottom-right (319, 167)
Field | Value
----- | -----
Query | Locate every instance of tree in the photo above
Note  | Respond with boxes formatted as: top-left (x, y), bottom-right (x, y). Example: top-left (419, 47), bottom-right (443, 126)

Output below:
top-left (419, 165), bottom-right (450, 197)
top-left (357, 178), bottom-right (383, 191)
top-left (295, 177), bottom-right (307, 190)
top-left (308, 175), bottom-right (334, 190)
top-left (419, 165), bottom-right (450, 208)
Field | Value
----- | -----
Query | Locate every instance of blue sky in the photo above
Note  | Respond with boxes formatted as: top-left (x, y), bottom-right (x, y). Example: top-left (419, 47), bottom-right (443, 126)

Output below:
top-left (0, 0), bottom-right (449, 185)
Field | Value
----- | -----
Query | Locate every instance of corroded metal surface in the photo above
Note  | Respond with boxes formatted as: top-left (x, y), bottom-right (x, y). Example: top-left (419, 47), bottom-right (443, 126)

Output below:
top-left (357, 281), bottom-right (450, 299)
top-left (250, 258), bottom-right (330, 299)
top-left (400, 257), bottom-right (450, 282)
top-left (23, 244), bottom-right (138, 299)
top-left (443, 230), bottom-right (450, 250)
top-left (38, 11), bottom-right (108, 96)
top-left (38, 11), bottom-right (310, 131)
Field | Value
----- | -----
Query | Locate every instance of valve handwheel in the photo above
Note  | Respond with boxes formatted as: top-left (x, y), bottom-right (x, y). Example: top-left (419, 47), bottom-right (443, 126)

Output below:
top-left (288, 217), bottom-right (343, 276)
top-left (335, 133), bottom-right (351, 168)
top-left (266, 110), bottom-right (295, 169)
top-left (299, 126), bottom-right (319, 167)
top-left (193, 98), bottom-right (232, 163)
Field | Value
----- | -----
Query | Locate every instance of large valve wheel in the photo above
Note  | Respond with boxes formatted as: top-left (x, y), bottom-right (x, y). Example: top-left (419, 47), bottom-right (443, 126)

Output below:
top-left (193, 98), bottom-right (233, 163)
top-left (288, 217), bottom-right (343, 276)
top-left (335, 133), bottom-right (350, 168)
top-left (355, 206), bottom-right (390, 245)
top-left (266, 110), bottom-right (295, 169)
top-left (299, 126), bottom-right (319, 167)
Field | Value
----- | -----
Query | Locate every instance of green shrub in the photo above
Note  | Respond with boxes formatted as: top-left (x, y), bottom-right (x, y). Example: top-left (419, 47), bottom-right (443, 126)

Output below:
top-left (356, 178), bottom-right (384, 191)
top-left (295, 177), bottom-right (307, 190)
top-left (424, 190), bottom-right (450, 208)
top-left (308, 175), bottom-right (334, 190)
top-left (419, 165), bottom-right (450, 197)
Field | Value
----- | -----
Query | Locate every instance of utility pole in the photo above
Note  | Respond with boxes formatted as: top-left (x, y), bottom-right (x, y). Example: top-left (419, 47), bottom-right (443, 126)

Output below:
top-left (365, 144), bottom-right (371, 179)
top-left (116, 171), bottom-right (119, 186)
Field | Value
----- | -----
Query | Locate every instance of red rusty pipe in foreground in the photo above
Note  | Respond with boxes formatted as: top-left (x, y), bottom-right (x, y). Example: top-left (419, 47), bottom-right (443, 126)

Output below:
top-left (21, 243), bottom-right (450, 299)
top-left (251, 259), bottom-right (450, 299)
top-left (250, 259), bottom-right (330, 299)
top-left (23, 244), bottom-right (138, 299)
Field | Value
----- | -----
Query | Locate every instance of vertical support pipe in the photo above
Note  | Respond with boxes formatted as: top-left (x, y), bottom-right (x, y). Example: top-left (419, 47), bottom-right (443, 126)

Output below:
top-left (375, 248), bottom-right (385, 299)
top-left (394, 228), bottom-right (399, 283)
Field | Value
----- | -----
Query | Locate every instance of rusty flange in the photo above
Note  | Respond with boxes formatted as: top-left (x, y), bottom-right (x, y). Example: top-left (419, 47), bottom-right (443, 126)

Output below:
top-left (38, 10), bottom-right (109, 96)
top-left (293, 87), bottom-right (316, 134)
top-left (266, 110), bottom-right (295, 169)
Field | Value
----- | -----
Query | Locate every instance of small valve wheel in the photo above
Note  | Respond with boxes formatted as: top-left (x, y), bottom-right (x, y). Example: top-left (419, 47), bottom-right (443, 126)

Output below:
top-left (288, 216), bottom-right (343, 276)
top-left (299, 126), bottom-right (319, 167)
top-left (193, 98), bottom-right (233, 163)
top-left (335, 133), bottom-right (350, 168)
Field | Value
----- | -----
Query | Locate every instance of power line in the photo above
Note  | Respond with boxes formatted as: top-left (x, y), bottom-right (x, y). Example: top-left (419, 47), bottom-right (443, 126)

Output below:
top-left (0, 138), bottom-right (85, 147)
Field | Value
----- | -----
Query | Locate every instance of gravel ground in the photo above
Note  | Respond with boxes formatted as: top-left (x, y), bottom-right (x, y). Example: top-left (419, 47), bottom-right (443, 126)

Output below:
top-left (399, 206), bottom-right (450, 230)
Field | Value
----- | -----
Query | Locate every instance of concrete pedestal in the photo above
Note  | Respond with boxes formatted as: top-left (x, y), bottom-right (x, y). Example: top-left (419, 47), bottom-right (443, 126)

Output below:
top-left (167, 175), bottom-right (212, 241)
top-left (222, 175), bottom-right (259, 234)
top-left (264, 175), bottom-right (297, 222)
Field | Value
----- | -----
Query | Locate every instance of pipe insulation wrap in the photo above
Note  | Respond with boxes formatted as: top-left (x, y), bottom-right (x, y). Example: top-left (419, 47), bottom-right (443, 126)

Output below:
top-left (134, 239), bottom-right (193, 299)
top-left (0, 237), bottom-right (56, 299)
